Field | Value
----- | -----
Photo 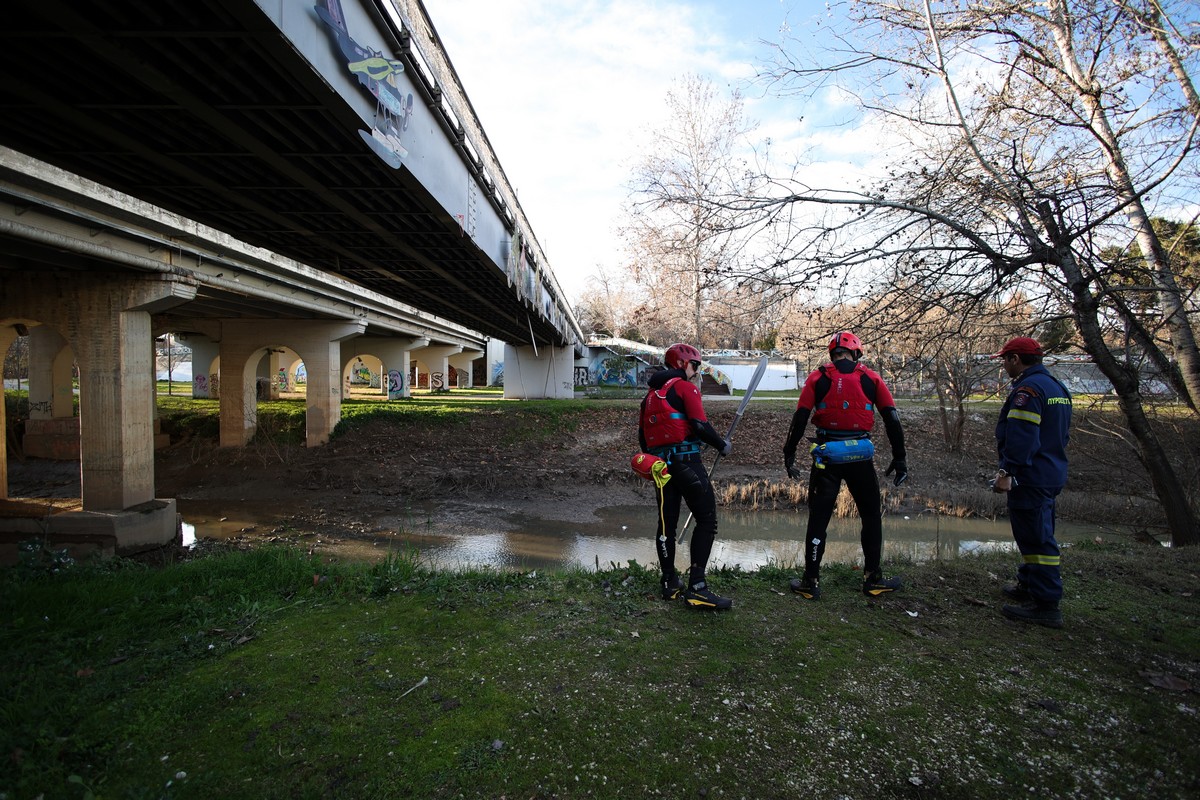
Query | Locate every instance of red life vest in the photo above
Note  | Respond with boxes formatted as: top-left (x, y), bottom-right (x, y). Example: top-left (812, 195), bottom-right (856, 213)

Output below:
top-left (811, 362), bottom-right (878, 433)
top-left (641, 377), bottom-right (693, 449)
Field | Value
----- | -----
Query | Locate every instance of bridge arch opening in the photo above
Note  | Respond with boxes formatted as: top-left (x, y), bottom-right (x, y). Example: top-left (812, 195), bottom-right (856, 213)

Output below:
top-left (342, 353), bottom-right (384, 398)
top-left (3, 319), bottom-right (80, 467)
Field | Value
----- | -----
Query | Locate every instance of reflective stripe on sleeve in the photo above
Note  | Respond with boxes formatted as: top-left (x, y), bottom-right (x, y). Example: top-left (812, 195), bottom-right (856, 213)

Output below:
top-left (1008, 409), bottom-right (1042, 424)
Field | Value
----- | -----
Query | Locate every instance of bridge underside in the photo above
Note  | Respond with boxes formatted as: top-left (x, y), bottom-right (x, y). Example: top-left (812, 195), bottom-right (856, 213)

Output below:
top-left (0, 0), bottom-right (566, 347)
top-left (0, 0), bottom-right (585, 555)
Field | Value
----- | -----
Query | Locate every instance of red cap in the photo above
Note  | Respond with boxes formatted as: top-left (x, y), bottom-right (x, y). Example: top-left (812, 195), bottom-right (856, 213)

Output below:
top-left (993, 337), bottom-right (1043, 358)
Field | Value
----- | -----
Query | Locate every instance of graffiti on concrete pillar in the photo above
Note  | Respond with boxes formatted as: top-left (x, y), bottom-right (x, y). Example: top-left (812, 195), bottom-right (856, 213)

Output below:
top-left (574, 366), bottom-right (590, 386)
top-left (431, 372), bottom-right (445, 391)
top-left (193, 373), bottom-right (209, 397)
top-left (387, 369), bottom-right (405, 400)
top-left (209, 374), bottom-right (220, 399)
top-left (277, 368), bottom-right (289, 391)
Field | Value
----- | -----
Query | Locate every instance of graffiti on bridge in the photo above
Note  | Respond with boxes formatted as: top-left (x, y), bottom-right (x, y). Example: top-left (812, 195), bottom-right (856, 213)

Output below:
top-left (387, 369), bottom-right (405, 400)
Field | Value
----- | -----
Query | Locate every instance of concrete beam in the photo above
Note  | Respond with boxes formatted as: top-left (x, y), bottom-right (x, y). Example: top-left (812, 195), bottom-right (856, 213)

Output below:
top-left (503, 344), bottom-right (574, 399)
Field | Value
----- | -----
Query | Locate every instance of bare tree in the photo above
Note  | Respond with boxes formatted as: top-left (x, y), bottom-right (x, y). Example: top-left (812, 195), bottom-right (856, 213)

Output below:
top-left (712, 0), bottom-right (1200, 544)
top-left (622, 74), bottom-right (773, 347)
top-left (865, 286), bottom-right (1035, 451)
top-left (573, 265), bottom-right (642, 339)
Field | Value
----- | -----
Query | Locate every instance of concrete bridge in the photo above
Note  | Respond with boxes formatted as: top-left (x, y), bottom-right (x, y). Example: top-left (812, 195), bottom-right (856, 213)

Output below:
top-left (0, 0), bottom-right (585, 554)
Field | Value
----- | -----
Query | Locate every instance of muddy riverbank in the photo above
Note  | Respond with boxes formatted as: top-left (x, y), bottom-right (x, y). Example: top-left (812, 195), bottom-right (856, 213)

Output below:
top-left (147, 400), bottom-right (1180, 556)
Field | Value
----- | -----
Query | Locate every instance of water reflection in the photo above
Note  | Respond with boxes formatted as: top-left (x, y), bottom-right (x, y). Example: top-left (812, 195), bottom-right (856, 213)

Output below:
top-left (181, 503), bottom-right (1097, 572)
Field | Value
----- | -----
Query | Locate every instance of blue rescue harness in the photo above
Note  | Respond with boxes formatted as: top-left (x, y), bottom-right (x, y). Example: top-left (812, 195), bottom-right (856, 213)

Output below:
top-left (649, 439), bottom-right (702, 463)
top-left (809, 437), bottom-right (875, 468)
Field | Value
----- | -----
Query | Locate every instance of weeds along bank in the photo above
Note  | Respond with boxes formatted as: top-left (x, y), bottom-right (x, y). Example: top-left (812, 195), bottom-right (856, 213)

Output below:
top-left (2, 542), bottom-right (1198, 799)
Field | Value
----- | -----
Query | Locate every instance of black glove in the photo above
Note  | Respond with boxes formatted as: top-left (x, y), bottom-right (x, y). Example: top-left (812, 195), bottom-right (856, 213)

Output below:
top-left (885, 458), bottom-right (909, 487)
top-left (784, 451), bottom-right (802, 480)
top-left (720, 439), bottom-right (732, 457)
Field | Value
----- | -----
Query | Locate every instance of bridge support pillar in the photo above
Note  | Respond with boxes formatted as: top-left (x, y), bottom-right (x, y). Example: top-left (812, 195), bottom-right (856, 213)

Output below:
top-left (449, 349), bottom-right (483, 388)
top-left (1, 272), bottom-right (195, 554)
top-left (414, 344), bottom-right (463, 392)
top-left (218, 320), bottom-right (365, 448)
top-left (75, 276), bottom-right (193, 512)
top-left (502, 344), bottom-right (574, 399)
top-left (177, 334), bottom-right (220, 398)
top-left (0, 322), bottom-right (23, 500)
top-left (22, 324), bottom-right (80, 459)
top-left (341, 337), bottom-right (426, 399)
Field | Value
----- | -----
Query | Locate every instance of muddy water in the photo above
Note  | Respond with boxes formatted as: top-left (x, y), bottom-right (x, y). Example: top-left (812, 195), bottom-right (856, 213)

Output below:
top-left (180, 502), bottom-right (1099, 572)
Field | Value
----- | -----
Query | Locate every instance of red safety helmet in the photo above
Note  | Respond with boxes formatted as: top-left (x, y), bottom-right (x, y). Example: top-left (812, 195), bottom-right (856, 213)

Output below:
top-left (828, 331), bottom-right (863, 359)
top-left (664, 342), bottom-right (702, 370)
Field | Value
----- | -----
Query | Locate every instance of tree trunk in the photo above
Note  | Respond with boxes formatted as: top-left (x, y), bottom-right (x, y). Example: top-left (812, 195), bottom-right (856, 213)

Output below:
top-left (1058, 245), bottom-right (1200, 546)
top-left (950, 398), bottom-right (965, 454)
top-left (934, 363), bottom-right (956, 450)
top-left (1124, 1), bottom-right (1200, 125)
top-left (1048, 0), bottom-right (1200, 413)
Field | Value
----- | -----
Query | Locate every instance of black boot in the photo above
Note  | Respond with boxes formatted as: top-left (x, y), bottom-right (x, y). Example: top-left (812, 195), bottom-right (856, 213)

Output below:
top-left (661, 574), bottom-right (684, 601)
top-left (1002, 582), bottom-right (1032, 602)
top-left (683, 578), bottom-right (732, 610)
top-left (1002, 602), bottom-right (1063, 629)
top-left (863, 571), bottom-right (903, 596)
top-left (789, 575), bottom-right (821, 600)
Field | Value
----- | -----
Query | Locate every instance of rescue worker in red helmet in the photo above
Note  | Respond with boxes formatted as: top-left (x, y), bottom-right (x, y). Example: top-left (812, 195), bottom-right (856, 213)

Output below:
top-left (639, 342), bottom-right (733, 610)
top-left (781, 331), bottom-right (909, 599)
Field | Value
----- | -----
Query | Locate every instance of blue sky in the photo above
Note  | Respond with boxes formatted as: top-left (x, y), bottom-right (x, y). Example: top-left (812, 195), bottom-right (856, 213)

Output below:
top-left (424, 1), bottom-right (1200, 308)
top-left (424, 0), bottom-right (841, 301)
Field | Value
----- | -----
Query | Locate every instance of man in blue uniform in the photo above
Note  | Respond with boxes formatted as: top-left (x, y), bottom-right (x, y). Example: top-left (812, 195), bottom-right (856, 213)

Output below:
top-left (993, 337), bottom-right (1072, 628)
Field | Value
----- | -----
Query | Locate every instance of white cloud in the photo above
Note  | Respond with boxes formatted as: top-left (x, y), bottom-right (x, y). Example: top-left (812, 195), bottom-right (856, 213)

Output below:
top-left (424, 0), bottom-right (858, 301)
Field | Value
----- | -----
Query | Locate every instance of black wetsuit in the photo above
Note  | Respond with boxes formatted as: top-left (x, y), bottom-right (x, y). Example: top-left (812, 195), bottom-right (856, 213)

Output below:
top-left (638, 368), bottom-right (727, 582)
top-left (782, 358), bottom-right (906, 581)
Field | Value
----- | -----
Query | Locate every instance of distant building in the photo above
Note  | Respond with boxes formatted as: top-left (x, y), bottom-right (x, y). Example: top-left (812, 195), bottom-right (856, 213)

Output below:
top-left (578, 336), bottom-right (797, 394)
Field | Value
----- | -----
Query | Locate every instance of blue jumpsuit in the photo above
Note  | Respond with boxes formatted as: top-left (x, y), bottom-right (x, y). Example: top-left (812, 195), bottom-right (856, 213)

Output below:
top-left (996, 364), bottom-right (1072, 606)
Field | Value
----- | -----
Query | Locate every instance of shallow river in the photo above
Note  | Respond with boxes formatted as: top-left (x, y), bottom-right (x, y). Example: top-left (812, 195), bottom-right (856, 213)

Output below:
top-left (180, 503), bottom-right (1099, 572)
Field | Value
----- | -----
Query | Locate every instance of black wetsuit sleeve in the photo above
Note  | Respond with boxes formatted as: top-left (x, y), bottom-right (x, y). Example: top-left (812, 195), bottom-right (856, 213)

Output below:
top-left (782, 407), bottom-right (811, 459)
top-left (691, 418), bottom-right (727, 451)
top-left (881, 407), bottom-right (906, 461)
top-left (637, 396), bottom-right (648, 452)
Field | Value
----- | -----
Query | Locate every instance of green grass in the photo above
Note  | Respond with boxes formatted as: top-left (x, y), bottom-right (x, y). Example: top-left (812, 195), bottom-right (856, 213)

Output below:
top-left (155, 392), bottom-right (590, 449)
top-left (2, 543), bottom-right (1199, 799)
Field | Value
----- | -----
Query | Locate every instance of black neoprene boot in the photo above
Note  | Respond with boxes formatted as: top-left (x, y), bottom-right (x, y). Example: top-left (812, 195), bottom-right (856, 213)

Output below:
top-left (1002, 583), bottom-right (1032, 602)
top-left (684, 577), bottom-right (732, 610)
top-left (863, 571), bottom-right (903, 596)
top-left (789, 575), bottom-right (820, 600)
top-left (1002, 602), bottom-right (1063, 629)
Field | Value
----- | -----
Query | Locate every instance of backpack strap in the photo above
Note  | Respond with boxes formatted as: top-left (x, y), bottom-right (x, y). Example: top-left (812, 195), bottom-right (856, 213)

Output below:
top-left (654, 377), bottom-right (686, 418)
top-left (812, 365), bottom-right (833, 409)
